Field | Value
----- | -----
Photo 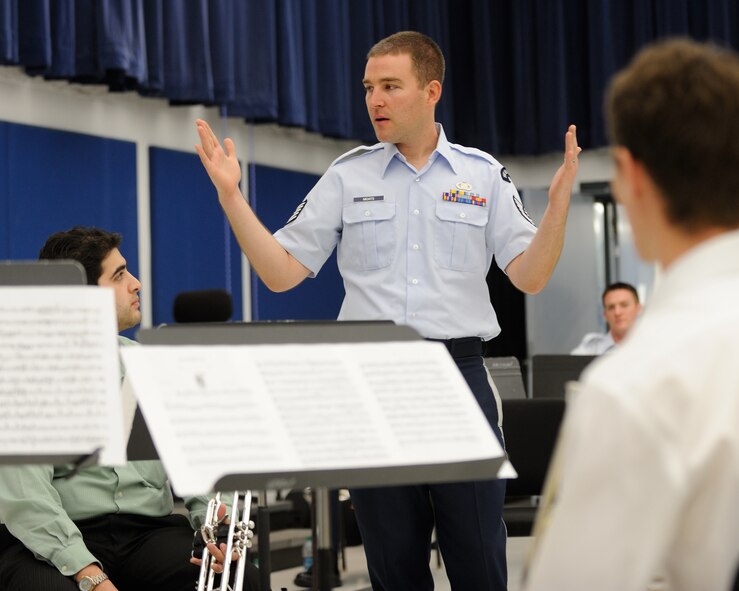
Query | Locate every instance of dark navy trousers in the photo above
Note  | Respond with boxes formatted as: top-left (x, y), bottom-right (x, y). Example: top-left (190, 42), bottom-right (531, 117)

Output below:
top-left (350, 354), bottom-right (507, 591)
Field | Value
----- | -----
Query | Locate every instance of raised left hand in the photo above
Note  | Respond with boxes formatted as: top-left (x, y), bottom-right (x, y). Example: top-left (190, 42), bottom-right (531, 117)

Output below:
top-left (548, 124), bottom-right (582, 208)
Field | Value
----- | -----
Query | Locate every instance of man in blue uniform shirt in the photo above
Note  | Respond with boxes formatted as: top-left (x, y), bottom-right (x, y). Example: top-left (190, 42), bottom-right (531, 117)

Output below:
top-left (571, 282), bottom-right (642, 355)
top-left (196, 31), bottom-right (579, 591)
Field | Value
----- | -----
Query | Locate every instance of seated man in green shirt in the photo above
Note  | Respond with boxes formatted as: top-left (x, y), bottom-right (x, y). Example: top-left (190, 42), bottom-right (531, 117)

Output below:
top-left (0, 227), bottom-right (259, 591)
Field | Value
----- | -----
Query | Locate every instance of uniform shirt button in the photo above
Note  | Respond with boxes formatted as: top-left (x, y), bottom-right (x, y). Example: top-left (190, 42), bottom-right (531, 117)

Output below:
top-left (364, 210), bottom-right (371, 217)
top-left (460, 212), bottom-right (467, 219)
top-left (411, 313), bottom-right (417, 319)
top-left (413, 209), bottom-right (420, 215)
top-left (117, 491), bottom-right (124, 498)
top-left (415, 177), bottom-right (420, 182)
top-left (411, 278), bottom-right (419, 285)
top-left (412, 244), bottom-right (420, 250)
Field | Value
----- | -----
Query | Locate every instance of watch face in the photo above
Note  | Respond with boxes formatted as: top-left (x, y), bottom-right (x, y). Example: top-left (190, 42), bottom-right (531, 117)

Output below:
top-left (79, 577), bottom-right (93, 591)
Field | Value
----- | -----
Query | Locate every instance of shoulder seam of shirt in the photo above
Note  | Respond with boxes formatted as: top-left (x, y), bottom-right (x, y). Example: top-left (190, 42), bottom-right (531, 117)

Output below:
top-left (448, 142), bottom-right (500, 166)
top-left (330, 144), bottom-right (383, 167)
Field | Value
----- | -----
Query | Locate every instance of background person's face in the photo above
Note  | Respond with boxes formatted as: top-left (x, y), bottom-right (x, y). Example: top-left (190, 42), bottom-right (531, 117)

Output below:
top-left (97, 247), bottom-right (141, 331)
top-left (603, 288), bottom-right (641, 339)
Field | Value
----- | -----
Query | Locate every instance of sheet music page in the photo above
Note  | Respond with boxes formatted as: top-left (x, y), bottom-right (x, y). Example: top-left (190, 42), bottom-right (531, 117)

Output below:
top-left (0, 287), bottom-right (126, 465)
top-left (121, 341), bottom-right (504, 496)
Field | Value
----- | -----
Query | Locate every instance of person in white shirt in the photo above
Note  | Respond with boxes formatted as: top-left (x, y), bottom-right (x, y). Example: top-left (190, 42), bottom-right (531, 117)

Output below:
top-left (526, 38), bottom-right (739, 591)
top-left (571, 282), bottom-right (642, 355)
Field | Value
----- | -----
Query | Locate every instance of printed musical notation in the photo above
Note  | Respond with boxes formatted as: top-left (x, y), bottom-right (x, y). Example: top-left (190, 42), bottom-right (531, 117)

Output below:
top-left (122, 341), bottom-right (505, 496)
top-left (0, 287), bottom-right (125, 465)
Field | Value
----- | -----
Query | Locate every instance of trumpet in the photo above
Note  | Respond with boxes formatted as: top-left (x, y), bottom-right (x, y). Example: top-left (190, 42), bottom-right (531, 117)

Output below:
top-left (196, 491), bottom-right (254, 591)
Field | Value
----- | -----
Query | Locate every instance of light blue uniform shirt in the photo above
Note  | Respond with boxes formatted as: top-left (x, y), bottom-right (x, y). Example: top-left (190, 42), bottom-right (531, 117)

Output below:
top-left (274, 125), bottom-right (537, 340)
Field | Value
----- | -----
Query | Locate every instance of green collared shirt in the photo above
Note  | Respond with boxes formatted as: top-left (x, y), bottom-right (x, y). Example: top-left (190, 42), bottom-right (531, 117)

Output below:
top-left (0, 336), bottom-right (209, 576)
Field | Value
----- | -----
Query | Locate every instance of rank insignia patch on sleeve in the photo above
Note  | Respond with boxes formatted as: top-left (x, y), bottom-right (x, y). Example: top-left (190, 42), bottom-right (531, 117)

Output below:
top-left (286, 199), bottom-right (307, 224)
top-left (512, 192), bottom-right (535, 226)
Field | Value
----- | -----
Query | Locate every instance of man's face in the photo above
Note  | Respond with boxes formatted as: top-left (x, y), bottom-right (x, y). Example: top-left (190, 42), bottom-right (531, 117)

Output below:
top-left (603, 288), bottom-right (641, 340)
top-left (97, 247), bottom-right (141, 332)
top-left (363, 53), bottom-right (435, 148)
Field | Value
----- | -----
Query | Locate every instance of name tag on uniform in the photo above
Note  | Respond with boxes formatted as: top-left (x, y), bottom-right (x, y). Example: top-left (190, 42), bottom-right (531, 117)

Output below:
top-left (353, 195), bottom-right (384, 202)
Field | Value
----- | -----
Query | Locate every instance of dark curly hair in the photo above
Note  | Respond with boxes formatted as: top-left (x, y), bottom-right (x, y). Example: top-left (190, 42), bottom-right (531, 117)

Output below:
top-left (39, 226), bottom-right (122, 285)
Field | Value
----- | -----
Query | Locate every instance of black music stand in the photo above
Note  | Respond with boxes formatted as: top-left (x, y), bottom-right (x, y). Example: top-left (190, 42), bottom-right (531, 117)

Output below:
top-left (133, 321), bottom-right (505, 591)
top-left (0, 259), bottom-right (86, 286)
top-left (531, 354), bottom-right (597, 399)
top-left (0, 260), bottom-right (102, 471)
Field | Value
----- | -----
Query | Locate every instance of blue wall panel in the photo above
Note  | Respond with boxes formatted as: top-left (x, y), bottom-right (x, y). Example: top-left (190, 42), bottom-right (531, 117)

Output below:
top-left (0, 121), bottom-right (138, 338)
top-left (251, 164), bottom-right (343, 321)
top-left (0, 123), bottom-right (9, 257)
top-left (149, 146), bottom-right (243, 325)
top-left (0, 120), bottom-right (138, 272)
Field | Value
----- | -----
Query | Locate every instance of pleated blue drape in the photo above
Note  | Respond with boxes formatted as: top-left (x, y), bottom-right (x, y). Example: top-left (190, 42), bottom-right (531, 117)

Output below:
top-left (1, 0), bottom-right (737, 155)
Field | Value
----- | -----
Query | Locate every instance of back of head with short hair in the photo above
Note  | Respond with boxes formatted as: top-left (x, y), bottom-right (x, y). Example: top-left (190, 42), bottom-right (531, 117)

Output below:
top-left (39, 226), bottom-right (122, 286)
top-left (367, 30), bottom-right (445, 88)
top-left (606, 38), bottom-right (739, 232)
top-left (602, 282), bottom-right (639, 305)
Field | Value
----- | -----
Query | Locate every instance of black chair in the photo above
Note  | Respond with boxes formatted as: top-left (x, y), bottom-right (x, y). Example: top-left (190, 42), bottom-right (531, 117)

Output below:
top-left (172, 289), bottom-right (232, 323)
top-left (501, 398), bottom-right (566, 536)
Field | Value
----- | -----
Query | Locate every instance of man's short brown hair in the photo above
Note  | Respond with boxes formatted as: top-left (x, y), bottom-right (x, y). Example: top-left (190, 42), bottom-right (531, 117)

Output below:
top-left (602, 282), bottom-right (639, 306)
top-left (606, 38), bottom-right (739, 232)
top-left (367, 31), bottom-right (445, 88)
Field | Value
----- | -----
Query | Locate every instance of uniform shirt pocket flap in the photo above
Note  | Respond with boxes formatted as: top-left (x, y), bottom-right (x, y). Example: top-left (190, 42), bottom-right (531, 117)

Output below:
top-left (343, 201), bottom-right (396, 224)
top-left (435, 201), bottom-right (487, 226)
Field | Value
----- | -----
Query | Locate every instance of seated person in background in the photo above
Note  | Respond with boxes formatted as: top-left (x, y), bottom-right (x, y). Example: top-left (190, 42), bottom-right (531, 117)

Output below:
top-left (0, 227), bottom-right (259, 591)
top-left (571, 281), bottom-right (642, 354)
top-left (526, 38), bottom-right (739, 591)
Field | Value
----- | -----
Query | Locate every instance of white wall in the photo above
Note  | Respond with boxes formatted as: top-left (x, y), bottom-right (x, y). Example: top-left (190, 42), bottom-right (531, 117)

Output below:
top-left (0, 65), bottom-right (615, 325)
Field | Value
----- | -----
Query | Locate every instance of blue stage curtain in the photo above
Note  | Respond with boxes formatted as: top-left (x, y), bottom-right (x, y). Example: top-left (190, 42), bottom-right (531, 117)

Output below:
top-left (1, 0), bottom-right (737, 155)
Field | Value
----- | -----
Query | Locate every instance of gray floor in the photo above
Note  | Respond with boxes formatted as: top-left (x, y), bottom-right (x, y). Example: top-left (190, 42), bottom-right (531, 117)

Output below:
top-left (270, 536), bottom-right (533, 591)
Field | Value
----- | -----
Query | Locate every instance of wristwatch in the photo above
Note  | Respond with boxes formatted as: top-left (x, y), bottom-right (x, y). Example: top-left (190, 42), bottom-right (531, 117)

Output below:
top-left (78, 573), bottom-right (108, 590)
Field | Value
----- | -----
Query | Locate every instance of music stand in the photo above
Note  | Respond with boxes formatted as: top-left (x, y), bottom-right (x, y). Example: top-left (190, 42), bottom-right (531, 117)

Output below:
top-left (531, 354), bottom-right (597, 399)
top-left (0, 259), bottom-right (86, 286)
top-left (484, 356), bottom-right (527, 399)
top-left (133, 320), bottom-right (505, 591)
top-left (0, 260), bottom-right (101, 470)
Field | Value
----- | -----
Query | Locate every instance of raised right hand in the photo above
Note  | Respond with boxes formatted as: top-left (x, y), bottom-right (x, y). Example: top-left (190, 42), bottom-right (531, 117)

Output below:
top-left (195, 119), bottom-right (242, 198)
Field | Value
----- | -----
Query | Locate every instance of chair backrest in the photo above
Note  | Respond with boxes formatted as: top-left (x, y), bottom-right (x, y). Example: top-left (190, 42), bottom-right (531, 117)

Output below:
top-left (485, 356), bottom-right (527, 399)
top-left (172, 289), bottom-right (233, 323)
top-left (502, 398), bottom-right (566, 497)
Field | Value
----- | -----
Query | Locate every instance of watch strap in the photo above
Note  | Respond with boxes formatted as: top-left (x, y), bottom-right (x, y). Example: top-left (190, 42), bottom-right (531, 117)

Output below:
top-left (90, 572), bottom-right (108, 587)
top-left (79, 572), bottom-right (108, 590)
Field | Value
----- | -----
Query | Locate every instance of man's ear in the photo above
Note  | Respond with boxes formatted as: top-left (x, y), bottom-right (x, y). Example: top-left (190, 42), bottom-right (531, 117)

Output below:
top-left (613, 147), bottom-right (636, 187)
top-left (426, 80), bottom-right (442, 106)
top-left (615, 147), bottom-right (654, 201)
